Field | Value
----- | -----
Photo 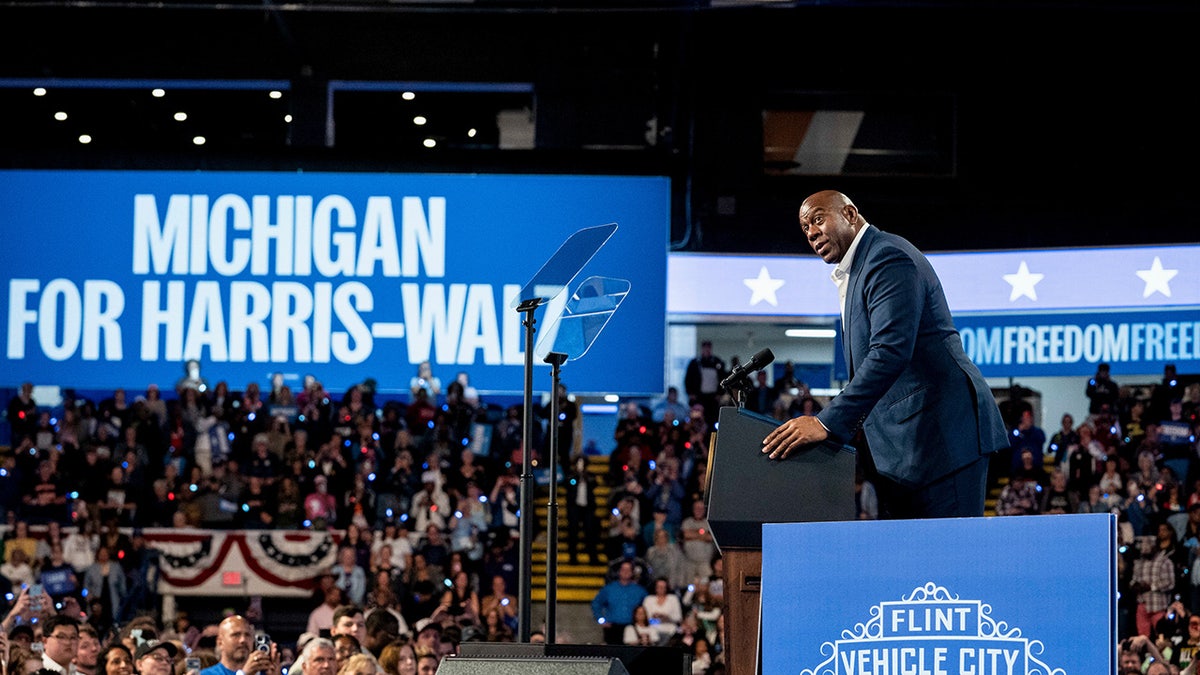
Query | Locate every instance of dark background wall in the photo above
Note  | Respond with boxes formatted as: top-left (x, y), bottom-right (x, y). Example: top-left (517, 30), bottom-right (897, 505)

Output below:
top-left (2, 0), bottom-right (1197, 255)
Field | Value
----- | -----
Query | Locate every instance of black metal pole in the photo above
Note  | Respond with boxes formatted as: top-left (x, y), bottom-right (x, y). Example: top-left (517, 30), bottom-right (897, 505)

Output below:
top-left (543, 351), bottom-right (567, 643)
top-left (515, 299), bottom-right (540, 642)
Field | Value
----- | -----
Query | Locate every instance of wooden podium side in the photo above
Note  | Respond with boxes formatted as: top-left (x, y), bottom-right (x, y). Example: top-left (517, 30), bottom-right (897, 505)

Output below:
top-left (721, 549), bottom-right (762, 675)
top-left (704, 407), bottom-right (855, 675)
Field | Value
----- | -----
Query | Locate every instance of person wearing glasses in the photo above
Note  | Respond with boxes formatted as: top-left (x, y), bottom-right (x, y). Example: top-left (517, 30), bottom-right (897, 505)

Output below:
top-left (38, 614), bottom-right (81, 673)
top-left (133, 640), bottom-right (178, 675)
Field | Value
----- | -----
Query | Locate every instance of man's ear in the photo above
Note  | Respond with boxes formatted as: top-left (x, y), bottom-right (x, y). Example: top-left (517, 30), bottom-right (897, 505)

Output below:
top-left (844, 204), bottom-right (859, 224)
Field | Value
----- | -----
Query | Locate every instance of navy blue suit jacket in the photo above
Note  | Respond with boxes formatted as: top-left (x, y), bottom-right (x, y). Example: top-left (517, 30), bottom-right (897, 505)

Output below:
top-left (817, 226), bottom-right (1009, 488)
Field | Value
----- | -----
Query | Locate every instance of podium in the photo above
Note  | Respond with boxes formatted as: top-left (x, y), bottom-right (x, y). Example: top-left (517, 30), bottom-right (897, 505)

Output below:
top-left (704, 407), bottom-right (856, 675)
top-left (760, 515), bottom-right (1117, 675)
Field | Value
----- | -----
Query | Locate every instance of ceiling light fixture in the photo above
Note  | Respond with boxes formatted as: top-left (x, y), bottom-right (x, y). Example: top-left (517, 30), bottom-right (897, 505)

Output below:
top-left (54, 112), bottom-right (67, 121)
top-left (785, 328), bottom-right (836, 339)
top-left (152, 88), bottom-right (165, 98)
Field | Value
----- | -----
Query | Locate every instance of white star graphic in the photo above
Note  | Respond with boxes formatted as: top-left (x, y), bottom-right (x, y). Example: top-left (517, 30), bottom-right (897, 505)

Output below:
top-left (1136, 256), bottom-right (1178, 298)
top-left (743, 266), bottom-right (785, 306)
top-left (1003, 261), bottom-right (1044, 302)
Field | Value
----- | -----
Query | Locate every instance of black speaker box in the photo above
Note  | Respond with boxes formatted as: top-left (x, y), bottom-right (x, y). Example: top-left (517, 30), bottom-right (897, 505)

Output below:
top-left (453, 643), bottom-right (689, 675)
top-left (437, 655), bottom-right (629, 675)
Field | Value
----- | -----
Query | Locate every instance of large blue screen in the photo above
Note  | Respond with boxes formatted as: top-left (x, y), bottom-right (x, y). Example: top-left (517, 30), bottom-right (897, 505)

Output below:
top-left (0, 170), bottom-right (670, 395)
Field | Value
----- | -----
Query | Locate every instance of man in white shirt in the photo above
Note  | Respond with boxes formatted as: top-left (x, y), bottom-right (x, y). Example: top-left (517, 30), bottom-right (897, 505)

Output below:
top-left (39, 614), bottom-right (80, 674)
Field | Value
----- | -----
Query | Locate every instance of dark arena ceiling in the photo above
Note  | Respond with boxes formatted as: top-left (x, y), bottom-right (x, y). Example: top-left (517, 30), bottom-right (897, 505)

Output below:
top-left (1, 0), bottom-right (1198, 254)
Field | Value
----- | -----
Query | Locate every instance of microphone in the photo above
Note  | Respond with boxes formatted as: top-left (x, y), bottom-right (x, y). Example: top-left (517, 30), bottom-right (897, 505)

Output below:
top-left (720, 348), bottom-right (775, 390)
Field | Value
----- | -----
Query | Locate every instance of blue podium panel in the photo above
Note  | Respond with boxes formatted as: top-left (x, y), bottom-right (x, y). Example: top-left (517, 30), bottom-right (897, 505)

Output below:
top-left (762, 514), bottom-right (1116, 675)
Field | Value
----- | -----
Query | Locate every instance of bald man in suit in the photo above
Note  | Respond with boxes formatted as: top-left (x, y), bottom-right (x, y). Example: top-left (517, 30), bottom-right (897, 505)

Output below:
top-left (762, 190), bottom-right (1009, 518)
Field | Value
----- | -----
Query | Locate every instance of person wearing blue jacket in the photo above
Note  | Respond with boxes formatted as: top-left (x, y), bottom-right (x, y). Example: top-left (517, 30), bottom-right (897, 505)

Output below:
top-left (591, 559), bottom-right (649, 645)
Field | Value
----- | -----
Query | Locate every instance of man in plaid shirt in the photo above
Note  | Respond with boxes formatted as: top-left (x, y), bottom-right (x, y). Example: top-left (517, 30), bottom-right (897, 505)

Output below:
top-left (1132, 521), bottom-right (1183, 637)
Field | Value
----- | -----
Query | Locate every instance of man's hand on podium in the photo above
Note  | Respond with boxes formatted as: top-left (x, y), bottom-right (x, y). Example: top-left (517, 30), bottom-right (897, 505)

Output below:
top-left (761, 416), bottom-right (828, 459)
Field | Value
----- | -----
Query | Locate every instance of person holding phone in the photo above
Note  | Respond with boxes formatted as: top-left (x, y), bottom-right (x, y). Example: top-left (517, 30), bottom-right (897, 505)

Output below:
top-left (0, 586), bottom-right (55, 641)
top-left (478, 575), bottom-right (517, 631)
top-left (199, 616), bottom-right (278, 675)
top-left (184, 656), bottom-right (204, 675)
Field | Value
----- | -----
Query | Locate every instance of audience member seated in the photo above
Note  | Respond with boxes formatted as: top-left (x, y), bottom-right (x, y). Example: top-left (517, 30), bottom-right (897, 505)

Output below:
top-left (641, 577), bottom-right (683, 640)
top-left (623, 606), bottom-right (661, 647)
top-left (996, 473), bottom-right (1041, 517)
top-left (478, 574), bottom-right (517, 633)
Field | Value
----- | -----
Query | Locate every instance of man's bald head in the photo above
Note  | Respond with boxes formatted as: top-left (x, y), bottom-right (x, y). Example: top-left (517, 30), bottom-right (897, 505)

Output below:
top-left (798, 190), bottom-right (865, 264)
top-left (215, 615), bottom-right (255, 668)
top-left (802, 190), bottom-right (852, 210)
top-left (218, 615), bottom-right (252, 633)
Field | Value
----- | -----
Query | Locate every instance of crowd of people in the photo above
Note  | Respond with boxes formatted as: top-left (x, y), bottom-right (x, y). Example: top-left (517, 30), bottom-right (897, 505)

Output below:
top-left (3, 354), bottom-right (1200, 675)
top-left (0, 357), bottom-right (731, 675)
top-left (0, 593), bottom-right (448, 675)
top-left (983, 363), bottom-right (1200, 674)
top-left (589, 393), bottom-right (725, 674)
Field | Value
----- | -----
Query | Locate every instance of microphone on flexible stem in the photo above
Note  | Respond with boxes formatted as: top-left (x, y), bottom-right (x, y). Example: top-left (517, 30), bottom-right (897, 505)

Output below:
top-left (720, 347), bottom-right (775, 390)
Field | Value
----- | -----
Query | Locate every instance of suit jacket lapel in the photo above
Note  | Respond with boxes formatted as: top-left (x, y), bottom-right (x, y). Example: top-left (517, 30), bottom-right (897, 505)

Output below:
top-left (843, 227), bottom-right (878, 380)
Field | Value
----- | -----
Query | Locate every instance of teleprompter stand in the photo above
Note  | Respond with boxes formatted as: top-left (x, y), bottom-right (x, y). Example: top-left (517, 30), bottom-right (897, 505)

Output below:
top-left (510, 223), bottom-right (622, 642)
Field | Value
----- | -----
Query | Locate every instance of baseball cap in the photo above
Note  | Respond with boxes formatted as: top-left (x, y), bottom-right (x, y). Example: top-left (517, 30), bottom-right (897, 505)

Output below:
top-left (135, 640), bottom-right (180, 661)
top-left (414, 618), bottom-right (442, 636)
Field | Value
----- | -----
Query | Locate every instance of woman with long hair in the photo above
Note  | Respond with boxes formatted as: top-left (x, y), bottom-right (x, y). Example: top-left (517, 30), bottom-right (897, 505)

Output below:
top-left (98, 643), bottom-right (134, 675)
top-left (642, 577), bottom-right (683, 639)
top-left (336, 653), bottom-right (376, 675)
top-left (377, 640), bottom-right (418, 675)
top-left (480, 607), bottom-right (514, 642)
top-left (623, 606), bottom-right (659, 647)
top-left (431, 569), bottom-right (479, 627)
